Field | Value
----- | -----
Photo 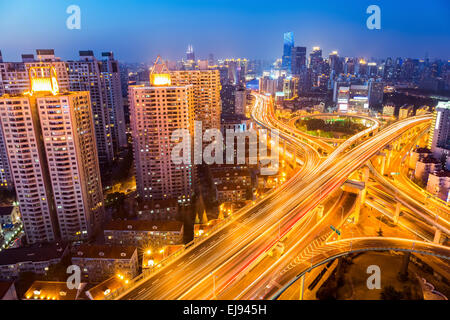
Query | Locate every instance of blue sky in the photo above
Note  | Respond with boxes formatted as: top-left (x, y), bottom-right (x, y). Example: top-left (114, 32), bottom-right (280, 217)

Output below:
top-left (0, 0), bottom-right (449, 62)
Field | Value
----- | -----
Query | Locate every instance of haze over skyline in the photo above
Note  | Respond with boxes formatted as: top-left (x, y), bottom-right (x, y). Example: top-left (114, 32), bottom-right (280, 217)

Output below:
top-left (1, 0), bottom-right (449, 63)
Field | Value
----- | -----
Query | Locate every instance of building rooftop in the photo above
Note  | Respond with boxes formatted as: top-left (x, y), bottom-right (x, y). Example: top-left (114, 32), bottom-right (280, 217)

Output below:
top-left (216, 182), bottom-right (247, 191)
top-left (0, 206), bottom-right (14, 217)
top-left (72, 244), bottom-right (137, 260)
top-left (211, 169), bottom-right (251, 179)
top-left (0, 242), bottom-right (67, 266)
top-left (23, 281), bottom-right (85, 300)
top-left (85, 276), bottom-right (123, 300)
top-left (414, 147), bottom-right (432, 154)
top-left (104, 220), bottom-right (183, 233)
top-left (137, 198), bottom-right (178, 211)
top-left (0, 281), bottom-right (14, 299)
top-left (419, 156), bottom-right (441, 164)
top-left (430, 170), bottom-right (450, 178)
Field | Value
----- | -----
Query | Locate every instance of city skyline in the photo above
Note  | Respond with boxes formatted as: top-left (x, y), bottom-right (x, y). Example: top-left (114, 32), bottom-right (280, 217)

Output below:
top-left (0, 1), bottom-right (449, 305)
top-left (1, 0), bottom-right (449, 62)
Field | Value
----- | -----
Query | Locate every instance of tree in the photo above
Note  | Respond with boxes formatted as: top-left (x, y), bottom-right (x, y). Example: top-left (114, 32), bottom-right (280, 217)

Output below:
top-left (380, 285), bottom-right (403, 300)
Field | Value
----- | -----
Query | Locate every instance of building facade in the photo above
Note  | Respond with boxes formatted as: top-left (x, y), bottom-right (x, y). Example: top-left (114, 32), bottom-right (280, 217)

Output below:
top-left (129, 57), bottom-right (195, 204)
top-left (0, 67), bottom-right (104, 243)
top-left (170, 69), bottom-right (222, 131)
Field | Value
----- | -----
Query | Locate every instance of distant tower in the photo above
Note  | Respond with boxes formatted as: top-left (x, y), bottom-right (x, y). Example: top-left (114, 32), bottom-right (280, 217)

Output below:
top-left (291, 46), bottom-right (307, 75)
top-left (186, 45), bottom-right (195, 61)
top-left (282, 32), bottom-right (294, 72)
top-left (208, 53), bottom-right (215, 66)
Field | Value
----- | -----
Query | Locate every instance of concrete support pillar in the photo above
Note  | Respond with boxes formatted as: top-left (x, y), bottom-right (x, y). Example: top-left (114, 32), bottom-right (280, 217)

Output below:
top-left (353, 194), bottom-right (361, 224)
top-left (299, 274), bottom-right (305, 300)
top-left (433, 228), bottom-right (442, 244)
top-left (394, 202), bottom-right (401, 225)
top-left (399, 251), bottom-right (411, 281)
top-left (386, 149), bottom-right (392, 169)
top-left (316, 205), bottom-right (324, 222)
top-left (380, 155), bottom-right (386, 176)
top-left (283, 140), bottom-right (286, 157)
top-left (362, 166), bottom-right (370, 184)
top-left (360, 188), bottom-right (367, 207)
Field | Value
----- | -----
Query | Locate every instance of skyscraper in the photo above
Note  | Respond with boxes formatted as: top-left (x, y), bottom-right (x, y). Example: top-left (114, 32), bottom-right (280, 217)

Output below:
top-left (67, 51), bottom-right (126, 166)
top-left (0, 118), bottom-right (12, 190)
top-left (291, 46), bottom-right (306, 75)
top-left (235, 86), bottom-right (247, 115)
top-left (129, 57), bottom-right (195, 204)
top-left (0, 66), bottom-right (104, 243)
top-left (328, 51), bottom-right (342, 75)
top-left (100, 52), bottom-right (127, 150)
top-left (282, 32), bottom-right (294, 72)
top-left (186, 45), bottom-right (195, 61)
top-left (170, 69), bottom-right (222, 131)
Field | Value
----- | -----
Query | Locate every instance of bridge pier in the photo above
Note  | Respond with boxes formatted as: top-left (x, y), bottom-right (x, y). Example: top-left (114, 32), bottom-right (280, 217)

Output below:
top-left (342, 180), bottom-right (366, 224)
top-left (433, 228), bottom-right (443, 244)
top-left (394, 202), bottom-right (401, 225)
top-left (378, 153), bottom-right (386, 176)
top-left (316, 204), bottom-right (324, 222)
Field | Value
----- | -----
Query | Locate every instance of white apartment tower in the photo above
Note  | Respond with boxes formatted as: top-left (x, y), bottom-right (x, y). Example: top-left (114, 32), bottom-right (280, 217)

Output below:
top-left (0, 67), bottom-right (104, 243)
top-left (129, 57), bottom-right (195, 204)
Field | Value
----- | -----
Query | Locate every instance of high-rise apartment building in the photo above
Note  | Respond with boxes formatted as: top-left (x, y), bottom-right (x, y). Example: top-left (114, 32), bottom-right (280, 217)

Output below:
top-left (67, 50), bottom-right (126, 165)
top-left (0, 67), bottom-right (104, 243)
top-left (99, 52), bottom-right (127, 150)
top-left (170, 69), bottom-right (221, 131)
top-left (0, 50), bottom-right (69, 96)
top-left (129, 57), bottom-right (195, 204)
top-left (429, 101), bottom-right (450, 168)
top-left (67, 51), bottom-right (114, 166)
top-left (235, 87), bottom-right (247, 115)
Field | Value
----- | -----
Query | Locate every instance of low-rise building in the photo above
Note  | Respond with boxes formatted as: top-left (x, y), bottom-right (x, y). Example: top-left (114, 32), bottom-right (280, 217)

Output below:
top-left (215, 182), bottom-right (248, 203)
top-left (210, 168), bottom-right (252, 187)
top-left (71, 244), bottom-right (138, 283)
top-left (399, 105), bottom-right (414, 119)
top-left (0, 242), bottom-right (68, 280)
top-left (23, 281), bottom-right (86, 300)
top-left (426, 171), bottom-right (450, 202)
top-left (416, 105), bottom-right (430, 116)
top-left (0, 206), bottom-right (20, 228)
top-left (85, 276), bottom-right (124, 300)
top-left (409, 147), bottom-right (432, 170)
top-left (382, 104), bottom-right (395, 117)
top-left (136, 199), bottom-right (179, 220)
top-left (414, 157), bottom-right (442, 184)
top-left (104, 220), bottom-right (184, 248)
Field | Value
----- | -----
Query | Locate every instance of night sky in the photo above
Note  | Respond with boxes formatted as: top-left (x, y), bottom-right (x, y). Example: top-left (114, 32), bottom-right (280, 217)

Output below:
top-left (1, 0), bottom-right (449, 62)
